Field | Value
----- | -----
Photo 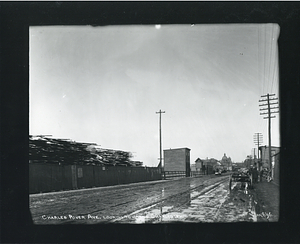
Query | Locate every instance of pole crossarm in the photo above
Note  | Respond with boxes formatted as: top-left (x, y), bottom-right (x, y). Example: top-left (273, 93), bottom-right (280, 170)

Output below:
top-left (263, 116), bottom-right (276, 119)
top-left (253, 132), bottom-right (263, 164)
top-left (261, 93), bottom-right (276, 97)
top-left (260, 107), bottom-right (279, 111)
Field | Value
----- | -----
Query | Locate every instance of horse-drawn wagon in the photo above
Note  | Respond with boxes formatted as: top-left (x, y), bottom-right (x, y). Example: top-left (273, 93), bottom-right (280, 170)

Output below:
top-left (229, 169), bottom-right (252, 191)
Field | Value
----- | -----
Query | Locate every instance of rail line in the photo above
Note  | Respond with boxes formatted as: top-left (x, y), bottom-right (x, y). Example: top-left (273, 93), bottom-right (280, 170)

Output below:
top-left (30, 174), bottom-right (231, 224)
top-left (111, 176), bottom-right (230, 223)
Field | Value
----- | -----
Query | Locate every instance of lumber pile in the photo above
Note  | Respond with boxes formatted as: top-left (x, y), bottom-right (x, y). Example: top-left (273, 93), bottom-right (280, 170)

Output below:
top-left (128, 161), bottom-right (144, 167)
top-left (29, 135), bottom-right (135, 166)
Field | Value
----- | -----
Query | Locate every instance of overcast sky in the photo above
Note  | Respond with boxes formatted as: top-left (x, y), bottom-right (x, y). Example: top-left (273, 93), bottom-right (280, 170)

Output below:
top-left (29, 24), bottom-right (280, 166)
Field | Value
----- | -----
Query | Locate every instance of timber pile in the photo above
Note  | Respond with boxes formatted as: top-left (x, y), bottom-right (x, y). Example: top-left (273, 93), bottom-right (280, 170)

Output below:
top-left (129, 161), bottom-right (143, 167)
top-left (29, 135), bottom-right (134, 166)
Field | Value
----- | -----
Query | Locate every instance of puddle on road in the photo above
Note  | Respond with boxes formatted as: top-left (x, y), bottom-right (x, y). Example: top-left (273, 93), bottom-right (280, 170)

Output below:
top-left (190, 190), bottom-right (201, 198)
top-left (128, 180), bottom-right (231, 223)
top-left (132, 206), bottom-right (175, 223)
top-left (216, 182), bottom-right (257, 222)
top-left (116, 179), bottom-right (259, 223)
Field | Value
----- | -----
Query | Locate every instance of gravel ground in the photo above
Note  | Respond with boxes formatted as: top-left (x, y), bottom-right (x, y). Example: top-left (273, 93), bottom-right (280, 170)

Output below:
top-left (30, 174), bottom-right (227, 224)
top-left (250, 180), bottom-right (279, 222)
top-left (30, 172), bottom-right (278, 224)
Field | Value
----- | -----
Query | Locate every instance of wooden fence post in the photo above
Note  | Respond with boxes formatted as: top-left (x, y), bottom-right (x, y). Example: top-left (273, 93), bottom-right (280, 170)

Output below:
top-left (71, 165), bottom-right (77, 189)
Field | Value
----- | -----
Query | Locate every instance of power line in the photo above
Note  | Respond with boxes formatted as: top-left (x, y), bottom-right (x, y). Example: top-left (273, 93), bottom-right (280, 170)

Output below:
top-left (267, 25), bottom-right (274, 93)
top-left (262, 25), bottom-right (266, 94)
top-left (270, 46), bottom-right (279, 95)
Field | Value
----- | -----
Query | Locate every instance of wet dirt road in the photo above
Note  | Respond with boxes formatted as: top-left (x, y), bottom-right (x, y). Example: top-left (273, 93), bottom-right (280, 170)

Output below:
top-left (30, 173), bottom-right (258, 224)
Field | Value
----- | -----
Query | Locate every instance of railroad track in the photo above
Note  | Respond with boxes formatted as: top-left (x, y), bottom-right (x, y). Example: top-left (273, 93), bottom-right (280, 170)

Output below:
top-left (30, 175), bottom-right (231, 224)
top-left (111, 176), bottom-right (230, 223)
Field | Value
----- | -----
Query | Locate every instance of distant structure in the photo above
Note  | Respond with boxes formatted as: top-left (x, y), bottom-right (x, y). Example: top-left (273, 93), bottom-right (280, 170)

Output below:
top-left (190, 164), bottom-right (196, 171)
top-left (202, 157), bottom-right (220, 174)
top-left (221, 153), bottom-right (232, 171)
top-left (195, 158), bottom-right (204, 171)
top-left (259, 146), bottom-right (280, 169)
top-left (163, 148), bottom-right (191, 177)
top-left (195, 157), bottom-right (217, 174)
top-left (259, 146), bottom-right (280, 185)
top-left (232, 162), bottom-right (245, 171)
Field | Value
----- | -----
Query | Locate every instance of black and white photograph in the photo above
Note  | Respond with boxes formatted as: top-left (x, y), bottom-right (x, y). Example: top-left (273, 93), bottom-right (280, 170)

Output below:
top-left (3, 2), bottom-right (300, 243)
top-left (29, 23), bottom-right (280, 224)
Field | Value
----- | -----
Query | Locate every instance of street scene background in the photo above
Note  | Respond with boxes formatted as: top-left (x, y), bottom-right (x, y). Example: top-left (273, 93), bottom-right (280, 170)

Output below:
top-left (29, 24), bottom-right (280, 224)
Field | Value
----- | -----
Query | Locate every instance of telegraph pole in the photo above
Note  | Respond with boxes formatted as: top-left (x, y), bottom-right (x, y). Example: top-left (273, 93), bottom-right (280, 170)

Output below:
top-left (252, 148), bottom-right (256, 158)
top-left (259, 94), bottom-right (279, 171)
top-left (253, 132), bottom-right (263, 169)
top-left (156, 109), bottom-right (165, 168)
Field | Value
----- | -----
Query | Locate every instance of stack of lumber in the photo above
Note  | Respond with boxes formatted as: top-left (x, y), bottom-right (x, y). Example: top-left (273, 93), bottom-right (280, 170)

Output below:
top-left (29, 135), bottom-right (133, 166)
top-left (128, 161), bottom-right (144, 167)
top-left (90, 147), bottom-right (133, 166)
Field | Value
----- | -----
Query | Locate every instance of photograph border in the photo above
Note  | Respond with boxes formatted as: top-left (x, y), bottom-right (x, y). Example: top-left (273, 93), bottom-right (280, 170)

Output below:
top-left (1, 2), bottom-right (300, 243)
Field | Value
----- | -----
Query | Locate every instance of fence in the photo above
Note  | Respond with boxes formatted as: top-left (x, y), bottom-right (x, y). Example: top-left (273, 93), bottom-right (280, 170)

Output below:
top-left (190, 171), bottom-right (205, 177)
top-left (29, 163), bottom-right (162, 194)
top-left (163, 170), bottom-right (207, 180)
top-left (163, 171), bottom-right (186, 179)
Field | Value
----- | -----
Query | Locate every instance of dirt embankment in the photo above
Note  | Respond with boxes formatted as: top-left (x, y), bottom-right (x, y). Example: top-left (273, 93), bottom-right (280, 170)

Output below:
top-left (250, 182), bottom-right (279, 222)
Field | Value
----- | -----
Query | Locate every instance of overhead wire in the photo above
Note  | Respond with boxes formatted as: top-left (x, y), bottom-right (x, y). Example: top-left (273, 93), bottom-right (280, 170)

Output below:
top-left (259, 24), bottom-right (269, 145)
top-left (262, 24), bottom-right (266, 95)
top-left (260, 24), bottom-right (280, 147)
top-left (255, 25), bottom-right (265, 144)
top-left (267, 25), bottom-right (272, 93)
top-left (268, 28), bottom-right (274, 111)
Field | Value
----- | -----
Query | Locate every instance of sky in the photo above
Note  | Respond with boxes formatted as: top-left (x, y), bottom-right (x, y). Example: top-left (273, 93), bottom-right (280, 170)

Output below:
top-left (29, 24), bottom-right (280, 167)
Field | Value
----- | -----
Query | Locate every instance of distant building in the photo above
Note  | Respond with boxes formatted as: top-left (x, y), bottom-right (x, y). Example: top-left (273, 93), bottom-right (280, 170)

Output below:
top-left (201, 158), bottom-right (220, 174)
top-left (232, 162), bottom-right (245, 169)
top-left (190, 164), bottom-right (196, 171)
top-left (221, 153), bottom-right (232, 170)
top-left (244, 155), bottom-right (253, 168)
top-left (164, 148), bottom-right (191, 177)
top-left (259, 146), bottom-right (280, 168)
top-left (195, 158), bottom-right (204, 171)
top-left (203, 158), bottom-right (220, 167)
top-left (259, 146), bottom-right (280, 185)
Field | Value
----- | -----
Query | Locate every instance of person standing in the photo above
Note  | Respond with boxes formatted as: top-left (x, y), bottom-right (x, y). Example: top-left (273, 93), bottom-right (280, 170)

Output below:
top-left (252, 164), bottom-right (258, 184)
top-left (260, 169), bottom-right (264, 182)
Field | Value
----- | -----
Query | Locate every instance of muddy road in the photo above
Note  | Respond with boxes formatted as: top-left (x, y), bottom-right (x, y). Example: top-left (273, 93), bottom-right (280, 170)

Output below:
top-left (30, 173), bottom-right (259, 224)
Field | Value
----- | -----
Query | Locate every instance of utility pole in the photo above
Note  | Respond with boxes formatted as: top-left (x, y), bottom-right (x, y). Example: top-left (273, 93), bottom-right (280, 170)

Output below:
top-left (253, 132), bottom-right (263, 169)
top-left (156, 109), bottom-right (165, 168)
top-left (252, 148), bottom-right (256, 158)
top-left (259, 94), bottom-right (279, 171)
top-left (252, 148), bottom-right (257, 169)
